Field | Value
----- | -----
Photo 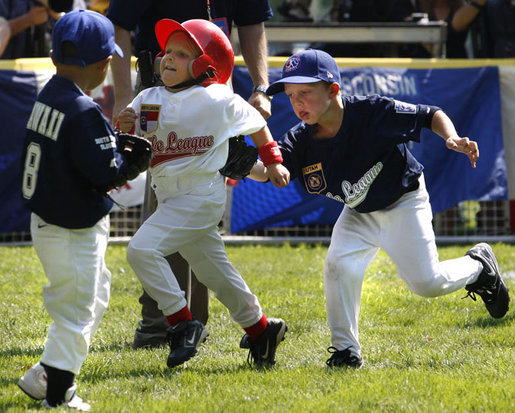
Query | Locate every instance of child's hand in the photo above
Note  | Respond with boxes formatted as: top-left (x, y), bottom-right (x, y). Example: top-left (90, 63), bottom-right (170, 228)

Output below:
top-left (117, 107), bottom-right (138, 133)
top-left (445, 136), bottom-right (479, 168)
top-left (267, 163), bottom-right (290, 188)
top-left (247, 160), bottom-right (268, 182)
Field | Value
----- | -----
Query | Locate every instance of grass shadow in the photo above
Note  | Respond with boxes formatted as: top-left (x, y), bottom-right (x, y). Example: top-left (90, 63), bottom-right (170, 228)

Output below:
top-left (78, 360), bottom-right (254, 383)
top-left (458, 312), bottom-right (514, 328)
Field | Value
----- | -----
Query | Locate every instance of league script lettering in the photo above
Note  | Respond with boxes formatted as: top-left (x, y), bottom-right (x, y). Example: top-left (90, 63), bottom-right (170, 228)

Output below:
top-left (326, 162), bottom-right (383, 207)
top-left (148, 131), bottom-right (215, 167)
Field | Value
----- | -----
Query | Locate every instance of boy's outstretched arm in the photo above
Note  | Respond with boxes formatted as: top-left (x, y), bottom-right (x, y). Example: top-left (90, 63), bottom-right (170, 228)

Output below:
top-left (431, 109), bottom-right (479, 168)
top-left (249, 126), bottom-right (290, 188)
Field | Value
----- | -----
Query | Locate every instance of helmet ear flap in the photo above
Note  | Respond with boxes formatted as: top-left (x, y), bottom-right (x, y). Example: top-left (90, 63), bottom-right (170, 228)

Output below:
top-left (189, 54), bottom-right (215, 79)
top-left (153, 50), bottom-right (165, 75)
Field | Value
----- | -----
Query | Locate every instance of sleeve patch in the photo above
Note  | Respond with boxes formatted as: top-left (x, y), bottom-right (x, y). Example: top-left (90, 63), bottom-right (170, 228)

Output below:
top-left (95, 135), bottom-right (117, 150)
top-left (394, 100), bottom-right (417, 114)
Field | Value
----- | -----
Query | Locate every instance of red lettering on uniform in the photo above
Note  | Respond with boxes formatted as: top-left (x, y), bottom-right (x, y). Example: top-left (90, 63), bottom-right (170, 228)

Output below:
top-left (166, 132), bottom-right (178, 151)
top-left (147, 135), bottom-right (160, 152)
top-left (150, 131), bottom-right (216, 167)
top-left (163, 131), bottom-right (214, 155)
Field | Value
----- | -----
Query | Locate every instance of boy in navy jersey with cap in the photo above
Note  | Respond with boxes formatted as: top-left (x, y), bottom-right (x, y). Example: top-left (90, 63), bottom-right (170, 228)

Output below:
top-left (17, 9), bottom-right (151, 410)
top-left (251, 48), bottom-right (510, 369)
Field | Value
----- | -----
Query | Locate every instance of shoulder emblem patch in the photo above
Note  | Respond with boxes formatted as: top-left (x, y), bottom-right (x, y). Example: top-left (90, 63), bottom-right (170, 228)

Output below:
top-left (394, 100), bottom-right (416, 114)
top-left (302, 163), bottom-right (327, 194)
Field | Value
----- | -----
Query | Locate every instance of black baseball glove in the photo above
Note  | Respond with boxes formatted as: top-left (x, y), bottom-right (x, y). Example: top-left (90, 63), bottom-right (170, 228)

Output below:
top-left (219, 136), bottom-right (258, 181)
top-left (117, 133), bottom-right (152, 180)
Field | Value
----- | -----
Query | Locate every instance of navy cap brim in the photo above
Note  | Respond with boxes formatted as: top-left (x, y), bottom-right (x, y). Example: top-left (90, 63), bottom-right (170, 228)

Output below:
top-left (267, 76), bottom-right (321, 95)
top-left (114, 43), bottom-right (124, 58)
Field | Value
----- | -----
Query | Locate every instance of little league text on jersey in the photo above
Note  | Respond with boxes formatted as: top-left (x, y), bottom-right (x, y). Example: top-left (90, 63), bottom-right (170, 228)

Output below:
top-left (147, 131), bottom-right (215, 166)
top-left (325, 162), bottom-right (384, 208)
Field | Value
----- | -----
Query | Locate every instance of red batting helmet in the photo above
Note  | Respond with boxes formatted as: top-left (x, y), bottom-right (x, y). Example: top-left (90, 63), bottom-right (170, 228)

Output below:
top-left (155, 19), bottom-right (234, 87)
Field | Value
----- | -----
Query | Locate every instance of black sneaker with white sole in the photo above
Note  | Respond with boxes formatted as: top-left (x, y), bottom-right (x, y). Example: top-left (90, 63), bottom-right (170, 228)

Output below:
top-left (239, 318), bottom-right (287, 366)
top-left (465, 243), bottom-right (510, 319)
top-left (166, 320), bottom-right (208, 368)
top-left (326, 346), bottom-right (363, 369)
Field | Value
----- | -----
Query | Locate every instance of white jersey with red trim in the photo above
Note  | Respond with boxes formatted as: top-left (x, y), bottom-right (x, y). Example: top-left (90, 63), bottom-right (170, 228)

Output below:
top-left (126, 83), bottom-right (269, 334)
top-left (129, 83), bottom-right (265, 196)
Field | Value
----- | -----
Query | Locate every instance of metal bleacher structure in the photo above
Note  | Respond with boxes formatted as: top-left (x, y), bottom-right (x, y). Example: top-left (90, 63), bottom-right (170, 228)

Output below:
top-left (251, 21), bottom-right (449, 57)
top-left (2, 20), bottom-right (514, 246)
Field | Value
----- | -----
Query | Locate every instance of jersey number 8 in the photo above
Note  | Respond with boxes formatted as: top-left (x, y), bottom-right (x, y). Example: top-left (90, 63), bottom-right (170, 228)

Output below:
top-left (22, 142), bottom-right (41, 200)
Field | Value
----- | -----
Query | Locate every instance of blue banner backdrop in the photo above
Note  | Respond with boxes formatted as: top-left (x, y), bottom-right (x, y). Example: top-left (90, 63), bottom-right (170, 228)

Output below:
top-left (0, 70), bottom-right (38, 233)
top-left (230, 65), bottom-right (507, 233)
top-left (0, 65), bottom-right (507, 234)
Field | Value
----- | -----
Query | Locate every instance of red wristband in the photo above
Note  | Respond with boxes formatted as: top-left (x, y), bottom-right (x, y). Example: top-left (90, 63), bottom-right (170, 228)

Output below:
top-left (258, 141), bottom-right (283, 167)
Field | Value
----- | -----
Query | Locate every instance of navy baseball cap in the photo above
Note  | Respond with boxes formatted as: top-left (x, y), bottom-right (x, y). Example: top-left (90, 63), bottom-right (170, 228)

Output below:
top-left (267, 49), bottom-right (341, 95)
top-left (52, 9), bottom-right (123, 67)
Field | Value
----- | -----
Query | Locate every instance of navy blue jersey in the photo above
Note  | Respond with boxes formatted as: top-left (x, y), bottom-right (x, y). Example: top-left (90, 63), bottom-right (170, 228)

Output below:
top-left (280, 95), bottom-right (440, 213)
top-left (22, 75), bottom-right (128, 229)
top-left (107, 0), bottom-right (273, 56)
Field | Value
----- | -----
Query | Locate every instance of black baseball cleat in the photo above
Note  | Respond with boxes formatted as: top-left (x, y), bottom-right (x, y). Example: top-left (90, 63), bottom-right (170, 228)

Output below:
top-left (326, 346), bottom-right (363, 369)
top-left (465, 243), bottom-right (510, 319)
top-left (240, 318), bottom-right (287, 366)
top-left (166, 320), bottom-right (208, 368)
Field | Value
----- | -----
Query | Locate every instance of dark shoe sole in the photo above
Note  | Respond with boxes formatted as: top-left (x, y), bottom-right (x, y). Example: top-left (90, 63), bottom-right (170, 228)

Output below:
top-left (326, 346), bottom-right (363, 369)
top-left (327, 357), bottom-right (364, 369)
top-left (466, 243), bottom-right (510, 318)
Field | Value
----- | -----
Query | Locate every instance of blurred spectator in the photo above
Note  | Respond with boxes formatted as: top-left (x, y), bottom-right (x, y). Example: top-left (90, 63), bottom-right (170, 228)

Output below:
top-left (417, 0), bottom-right (488, 58)
top-left (345, 0), bottom-right (416, 22)
top-left (277, 0), bottom-right (350, 22)
top-left (277, 0), bottom-right (314, 21)
top-left (484, 0), bottom-right (515, 57)
top-left (0, 0), bottom-right (77, 59)
top-left (0, 16), bottom-right (10, 56)
top-left (316, 0), bottom-right (417, 57)
top-left (0, 1), bottom-right (49, 58)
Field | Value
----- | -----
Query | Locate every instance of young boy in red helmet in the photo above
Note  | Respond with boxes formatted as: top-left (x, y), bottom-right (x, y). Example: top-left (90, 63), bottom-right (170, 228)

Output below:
top-left (117, 18), bottom-right (289, 368)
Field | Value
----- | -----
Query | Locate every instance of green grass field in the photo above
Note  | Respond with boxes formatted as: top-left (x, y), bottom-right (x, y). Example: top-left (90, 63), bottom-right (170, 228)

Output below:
top-left (0, 243), bottom-right (514, 412)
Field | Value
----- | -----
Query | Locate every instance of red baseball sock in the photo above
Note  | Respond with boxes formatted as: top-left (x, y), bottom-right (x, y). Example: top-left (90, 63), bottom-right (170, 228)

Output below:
top-left (165, 306), bottom-right (193, 326)
top-left (244, 314), bottom-right (268, 340)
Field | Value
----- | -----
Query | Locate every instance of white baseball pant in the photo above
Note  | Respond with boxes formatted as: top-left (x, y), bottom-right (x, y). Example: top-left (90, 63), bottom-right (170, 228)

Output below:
top-left (31, 213), bottom-right (111, 375)
top-left (324, 175), bottom-right (482, 356)
top-left (127, 176), bottom-right (263, 328)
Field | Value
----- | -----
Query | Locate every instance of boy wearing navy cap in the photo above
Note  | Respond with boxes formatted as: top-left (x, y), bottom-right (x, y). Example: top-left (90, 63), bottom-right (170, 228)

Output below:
top-left (17, 9), bottom-right (151, 410)
top-left (251, 48), bottom-right (510, 368)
